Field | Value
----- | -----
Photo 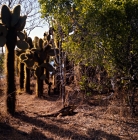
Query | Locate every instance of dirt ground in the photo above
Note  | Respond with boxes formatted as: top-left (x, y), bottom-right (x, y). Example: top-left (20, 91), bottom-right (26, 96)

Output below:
top-left (0, 77), bottom-right (138, 140)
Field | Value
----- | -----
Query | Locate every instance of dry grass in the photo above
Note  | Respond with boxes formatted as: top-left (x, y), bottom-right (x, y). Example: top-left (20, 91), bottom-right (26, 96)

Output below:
top-left (0, 77), bottom-right (138, 140)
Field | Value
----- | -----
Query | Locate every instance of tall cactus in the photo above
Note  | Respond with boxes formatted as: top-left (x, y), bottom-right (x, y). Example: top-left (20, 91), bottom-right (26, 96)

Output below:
top-left (0, 5), bottom-right (28, 115)
top-left (16, 49), bottom-right (26, 91)
top-left (24, 32), bottom-right (34, 93)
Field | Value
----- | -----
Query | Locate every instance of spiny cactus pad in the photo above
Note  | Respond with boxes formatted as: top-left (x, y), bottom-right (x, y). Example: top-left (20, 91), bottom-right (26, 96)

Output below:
top-left (17, 31), bottom-right (25, 40)
top-left (11, 5), bottom-right (21, 27)
top-left (16, 40), bottom-right (29, 50)
top-left (15, 49), bottom-right (25, 57)
top-left (0, 24), bottom-right (7, 37)
top-left (1, 5), bottom-right (11, 27)
top-left (39, 38), bottom-right (43, 49)
top-left (0, 36), bottom-right (6, 47)
top-left (24, 59), bottom-right (34, 68)
top-left (15, 15), bottom-right (27, 31)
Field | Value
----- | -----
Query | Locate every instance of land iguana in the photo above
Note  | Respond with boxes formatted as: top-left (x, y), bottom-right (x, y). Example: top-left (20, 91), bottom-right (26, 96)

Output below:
top-left (37, 105), bottom-right (78, 117)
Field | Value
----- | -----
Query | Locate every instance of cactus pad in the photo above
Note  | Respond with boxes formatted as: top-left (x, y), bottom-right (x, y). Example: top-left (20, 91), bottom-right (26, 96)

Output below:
top-left (35, 67), bottom-right (41, 77)
top-left (11, 5), bottom-right (21, 27)
top-left (15, 49), bottom-right (25, 57)
top-left (44, 44), bottom-right (51, 52)
top-left (39, 38), bottom-right (43, 49)
top-left (16, 40), bottom-right (29, 50)
top-left (15, 15), bottom-right (27, 31)
top-left (17, 31), bottom-right (25, 40)
top-left (0, 36), bottom-right (6, 47)
top-left (19, 53), bottom-right (27, 61)
top-left (0, 24), bottom-right (7, 37)
top-left (1, 5), bottom-right (11, 27)
top-left (24, 59), bottom-right (34, 68)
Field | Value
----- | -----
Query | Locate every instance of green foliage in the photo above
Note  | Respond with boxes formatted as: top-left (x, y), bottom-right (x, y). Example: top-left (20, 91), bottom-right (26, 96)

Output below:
top-left (38, 0), bottom-right (138, 114)
top-left (39, 0), bottom-right (138, 77)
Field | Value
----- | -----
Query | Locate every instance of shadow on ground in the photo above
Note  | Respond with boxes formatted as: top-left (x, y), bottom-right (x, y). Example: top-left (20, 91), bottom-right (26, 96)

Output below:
top-left (14, 111), bottom-right (121, 140)
top-left (0, 121), bottom-right (53, 140)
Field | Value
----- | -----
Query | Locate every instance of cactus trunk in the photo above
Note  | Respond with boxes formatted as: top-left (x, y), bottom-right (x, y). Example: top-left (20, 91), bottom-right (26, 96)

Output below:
top-left (16, 56), bottom-right (19, 76)
top-left (36, 67), bottom-right (44, 97)
top-left (6, 29), bottom-right (17, 116)
top-left (36, 78), bottom-right (43, 97)
top-left (19, 62), bottom-right (25, 89)
top-left (24, 67), bottom-right (30, 93)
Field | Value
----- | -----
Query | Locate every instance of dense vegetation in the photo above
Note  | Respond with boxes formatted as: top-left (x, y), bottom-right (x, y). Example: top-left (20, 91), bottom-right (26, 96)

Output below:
top-left (38, 0), bottom-right (138, 116)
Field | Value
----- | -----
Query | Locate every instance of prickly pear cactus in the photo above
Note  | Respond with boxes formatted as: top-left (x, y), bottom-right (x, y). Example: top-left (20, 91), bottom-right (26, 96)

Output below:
top-left (0, 4), bottom-right (27, 115)
top-left (0, 4), bottom-right (28, 50)
top-left (18, 35), bottom-right (59, 97)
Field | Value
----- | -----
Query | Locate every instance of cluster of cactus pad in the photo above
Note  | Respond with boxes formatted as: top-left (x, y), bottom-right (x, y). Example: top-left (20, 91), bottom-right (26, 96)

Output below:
top-left (15, 31), bottom-right (33, 93)
top-left (16, 29), bottom-right (59, 97)
top-left (0, 4), bottom-right (28, 50)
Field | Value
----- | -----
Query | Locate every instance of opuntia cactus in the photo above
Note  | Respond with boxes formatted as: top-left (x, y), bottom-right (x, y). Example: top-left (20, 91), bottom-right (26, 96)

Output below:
top-left (21, 35), bottom-right (59, 97)
top-left (24, 31), bottom-right (34, 93)
top-left (0, 4), bottom-right (28, 115)
top-left (16, 33), bottom-right (34, 94)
